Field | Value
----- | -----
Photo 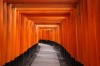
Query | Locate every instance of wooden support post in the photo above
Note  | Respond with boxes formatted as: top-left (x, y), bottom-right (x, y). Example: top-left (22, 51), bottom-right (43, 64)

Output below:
top-left (6, 4), bottom-right (13, 62)
top-left (0, 0), bottom-right (3, 65)
top-left (2, 2), bottom-right (7, 65)
top-left (95, 0), bottom-right (100, 66)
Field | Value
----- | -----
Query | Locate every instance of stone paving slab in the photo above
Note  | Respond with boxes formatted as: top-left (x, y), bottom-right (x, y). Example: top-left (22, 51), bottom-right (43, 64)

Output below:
top-left (31, 43), bottom-right (60, 66)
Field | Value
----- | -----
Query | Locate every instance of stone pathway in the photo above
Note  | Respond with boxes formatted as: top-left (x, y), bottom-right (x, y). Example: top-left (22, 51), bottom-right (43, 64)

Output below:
top-left (31, 43), bottom-right (60, 66)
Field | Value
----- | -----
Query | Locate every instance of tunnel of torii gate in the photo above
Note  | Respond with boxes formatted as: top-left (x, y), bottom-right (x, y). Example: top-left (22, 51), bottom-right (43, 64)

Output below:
top-left (0, 0), bottom-right (100, 66)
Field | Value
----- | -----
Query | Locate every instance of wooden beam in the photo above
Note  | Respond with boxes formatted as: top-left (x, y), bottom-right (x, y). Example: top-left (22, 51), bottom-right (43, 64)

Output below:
top-left (4, 0), bottom-right (79, 4)
top-left (12, 3), bottom-right (76, 8)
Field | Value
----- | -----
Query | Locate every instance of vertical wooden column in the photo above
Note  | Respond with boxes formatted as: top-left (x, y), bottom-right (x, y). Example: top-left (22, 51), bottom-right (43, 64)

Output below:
top-left (26, 19), bottom-right (32, 49)
top-left (55, 27), bottom-right (59, 43)
top-left (87, 0), bottom-right (98, 66)
top-left (52, 28), bottom-right (55, 41)
top-left (3, 2), bottom-right (8, 64)
top-left (60, 13), bottom-right (77, 61)
top-left (20, 15), bottom-right (35, 54)
top-left (68, 12), bottom-right (77, 58)
top-left (20, 15), bottom-right (25, 53)
top-left (0, 0), bottom-right (3, 65)
top-left (6, 4), bottom-right (13, 62)
top-left (61, 13), bottom-right (77, 59)
top-left (75, 2), bottom-right (84, 63)
top-left (25, 17), bottom-right (28, 50)
top-left (87, 0), bottom-right (100, 66)
top-left (49, 29), bottom-right (52, 41)
top-left (76, 0), bottom-right (100, 66)
top-left (38, 28), bottom-right (41, 40)
top-left (21, 15), bottom-right (37, 56)
top-left (61, 18), bottom-right (70, 52)
top-left (76, 0), bottom-right (91, 65)
top-left (81, 0), bottom-right (91, 65)
top-left (49, 28), bottom-right (53, 41)
top-left (31, 21), bottom-right (34, 45)
top-left (95, 0), bottom-right (100, 66)
top-left (28, 20), bottom-right (32, 48)
top-left (60, 20), bottom-right (64, 46)
top-left (11, 8), bottom-right (17, 60)
top-left (10, 5), bottom-right (16, 61)
top-left (43, 29), bottom-right (46, 40)
top-left (15, 10), bottom-right (21, 57)
top-left (33, 22), bottom-right (36, 44)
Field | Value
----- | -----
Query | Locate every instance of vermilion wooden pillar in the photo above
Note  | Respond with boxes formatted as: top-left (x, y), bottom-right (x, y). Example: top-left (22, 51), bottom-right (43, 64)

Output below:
top-left (76, 0), bottom-right (85, 63)
top-left (95, 0), bottom-right (100, 65)
top-left (20, 14), bottom-right (35, 55)
top-left (88, 0), bottom-right (100, 66)
top-left (26, 19), bottom-right (33, 49)
top-left (15, 10), bottom-right (21, 58)
top-left (11, 7), bottom-right (17, 61)
top-left (70, 14), bottom-right (77, 59)
top-left (60, 15), bottom-right (77, 59)
top-left (76, 0), bottom-right (92, 65)
top-left (31, 21), bottom-right (35, 45)
top-left (87, 0), bottom-right (98, 66)
top-left (28, 20), bottom-right (32, 48)
top-left (76, 0), bottom-right (100, 66)
top-left (20, 15), bottom-right (27, 54)
top-left (2, 2), bottom-right (8, 65)
top-left (0, 0), bottom-right (3, 65)
top-left (37, 25), bottom-right (60, 43)
top-left (6, 4), bottom-right (11, 62)
top-left (61, 19), bottom-right (69, 51)
top-left (76, 0), bottom-right (88, 65)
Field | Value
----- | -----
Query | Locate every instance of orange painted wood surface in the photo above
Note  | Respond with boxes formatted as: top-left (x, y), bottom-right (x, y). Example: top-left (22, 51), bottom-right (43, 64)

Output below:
top-left (0, 0), bottom-right (4, 65)
top-left (0, 0), bottom-right (100, 66)
top-left (37, 25), bottom-right (60, 43)
top-left (95, 0), bottom-right (100, 66)
top-left (0, 3), bottom-right (37, 66)
top-left (75, 0), bottom-right (100, 66)
top-left (60, 16), bottom-right (77, 59)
